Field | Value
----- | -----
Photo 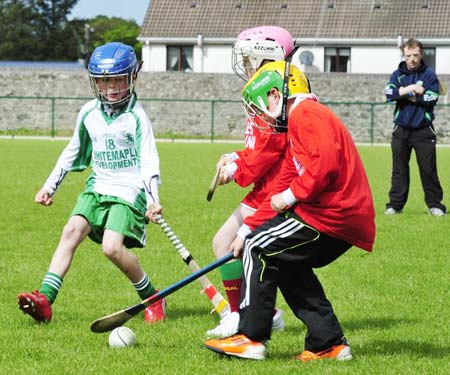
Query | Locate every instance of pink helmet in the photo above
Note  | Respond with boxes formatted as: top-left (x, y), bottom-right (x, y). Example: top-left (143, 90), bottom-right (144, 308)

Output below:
top-left (232, 26), bottom-right (295, 81)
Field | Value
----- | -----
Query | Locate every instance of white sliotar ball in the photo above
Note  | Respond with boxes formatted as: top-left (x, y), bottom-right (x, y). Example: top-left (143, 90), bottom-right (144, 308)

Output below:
top-left (108, 326), bottom-right (136, 348)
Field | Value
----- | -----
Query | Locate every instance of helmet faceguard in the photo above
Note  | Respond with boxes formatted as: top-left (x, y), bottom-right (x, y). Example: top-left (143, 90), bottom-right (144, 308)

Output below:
top-left (88, 42), bottom-right (141, 109)
top-left (232, 26), bottom-right (295, 81)
top-left (242, 61), bottom-right (310, 132)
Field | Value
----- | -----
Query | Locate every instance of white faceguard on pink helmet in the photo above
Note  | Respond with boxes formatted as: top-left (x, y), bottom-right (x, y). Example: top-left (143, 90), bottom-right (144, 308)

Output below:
top-left (232, 26), bottom-right (295, 81)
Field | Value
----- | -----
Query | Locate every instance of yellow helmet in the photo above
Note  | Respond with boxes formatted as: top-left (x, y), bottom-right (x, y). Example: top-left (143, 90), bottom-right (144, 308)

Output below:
top-left (261, 61), bottom-right (310, 96)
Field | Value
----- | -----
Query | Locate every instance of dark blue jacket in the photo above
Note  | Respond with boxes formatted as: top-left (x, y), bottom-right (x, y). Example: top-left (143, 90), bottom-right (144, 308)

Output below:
top-left (384, 60), bottom-right (439, 128)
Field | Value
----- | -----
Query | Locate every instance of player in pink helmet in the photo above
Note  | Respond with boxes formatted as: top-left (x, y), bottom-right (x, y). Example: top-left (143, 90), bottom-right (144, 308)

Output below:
top-left (206, 26), bottom-right (297, 338)
top-left (232, 25), bottom-right (295, 81)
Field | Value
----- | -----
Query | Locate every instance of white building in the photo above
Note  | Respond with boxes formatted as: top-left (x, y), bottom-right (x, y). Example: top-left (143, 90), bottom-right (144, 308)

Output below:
top-left (138, 0), bottom-right (450, 75)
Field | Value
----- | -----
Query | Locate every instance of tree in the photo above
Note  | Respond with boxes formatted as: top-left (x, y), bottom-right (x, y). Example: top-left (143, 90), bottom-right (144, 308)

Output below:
top-left (30, 0), bottom-right (79, 58)
top-left (87, 16), bottom-right (142, 58)
top-left (0, 1), bottom-right (142, 61)
top-left (0, 0), bottom-right (38, 59)
top-left (0, 0), bottom-right (79, 60)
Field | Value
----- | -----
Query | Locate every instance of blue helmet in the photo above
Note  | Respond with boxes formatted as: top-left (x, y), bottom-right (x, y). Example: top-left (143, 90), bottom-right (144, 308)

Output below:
top-left (88, 42), bottom-right (141, 107)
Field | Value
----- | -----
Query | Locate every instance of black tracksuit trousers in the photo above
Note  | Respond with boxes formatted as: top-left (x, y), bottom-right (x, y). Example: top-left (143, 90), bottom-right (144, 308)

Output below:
top-left (238, 212), bottom-right (351, 352)
top-left (387, 126), bottom-right (446, 212)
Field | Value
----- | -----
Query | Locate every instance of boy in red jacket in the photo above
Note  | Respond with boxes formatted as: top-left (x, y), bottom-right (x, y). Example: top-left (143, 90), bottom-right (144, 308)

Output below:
top-left (205, 62), bottom-right (375, 361)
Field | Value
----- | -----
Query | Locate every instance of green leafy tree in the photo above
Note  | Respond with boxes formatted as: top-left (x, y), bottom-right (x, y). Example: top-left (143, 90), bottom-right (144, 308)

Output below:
top-left (0, 0), bottom-right (37, 59)
top-left (29, 0), bottom-right (79, 59)
top-left (0, 1), bottom-right (142, 61)
top-left (0, 0), bottom-right (79, 60)
top-left (88, 16), bottom-right (142, 58)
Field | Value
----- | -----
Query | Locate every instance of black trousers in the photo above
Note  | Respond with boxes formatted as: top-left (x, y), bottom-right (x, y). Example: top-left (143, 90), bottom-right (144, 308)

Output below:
top-left (387, 126), bottom-right (445, 212)
top-left (238, 212), bottom-right (351, 352)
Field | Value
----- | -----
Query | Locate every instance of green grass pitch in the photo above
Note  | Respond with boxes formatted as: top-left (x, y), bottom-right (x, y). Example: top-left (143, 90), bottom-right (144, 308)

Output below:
top-left (1, 139), bottom-right (449, 374)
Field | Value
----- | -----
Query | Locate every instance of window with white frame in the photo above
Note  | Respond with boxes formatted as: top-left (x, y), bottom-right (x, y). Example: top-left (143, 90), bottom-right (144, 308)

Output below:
top-left (325, 47), bottom-right (351, 72)
top-left (167, 46), bottom-right (193, 72)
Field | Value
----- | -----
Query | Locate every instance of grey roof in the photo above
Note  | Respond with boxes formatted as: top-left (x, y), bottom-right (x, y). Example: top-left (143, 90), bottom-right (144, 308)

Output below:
top-left (139, 0), bottom-right (450, 41)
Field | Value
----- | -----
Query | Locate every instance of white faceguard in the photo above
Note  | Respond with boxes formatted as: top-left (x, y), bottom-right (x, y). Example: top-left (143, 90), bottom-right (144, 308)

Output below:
top-left (232, 39), bottom-right (287, 81)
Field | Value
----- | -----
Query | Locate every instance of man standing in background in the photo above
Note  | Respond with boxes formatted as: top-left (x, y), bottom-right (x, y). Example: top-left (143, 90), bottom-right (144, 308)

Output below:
top-left (384, 38), bottom-right (446, 216)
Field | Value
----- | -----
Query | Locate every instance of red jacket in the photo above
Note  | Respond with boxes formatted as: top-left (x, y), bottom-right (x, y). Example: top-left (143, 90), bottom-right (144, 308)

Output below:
top-left (234, 117), bottom-right (287, 208)
top-left (244, 99), bottom-right (376, 251)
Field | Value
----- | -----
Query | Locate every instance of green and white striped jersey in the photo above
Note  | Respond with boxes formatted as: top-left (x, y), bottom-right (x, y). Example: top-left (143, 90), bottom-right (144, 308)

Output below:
top-left (43, 94), bottom-right (160, 209)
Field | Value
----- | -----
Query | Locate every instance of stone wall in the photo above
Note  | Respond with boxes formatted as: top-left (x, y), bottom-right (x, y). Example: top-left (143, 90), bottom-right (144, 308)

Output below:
top-left (1, 68), bottom-right (450, 143)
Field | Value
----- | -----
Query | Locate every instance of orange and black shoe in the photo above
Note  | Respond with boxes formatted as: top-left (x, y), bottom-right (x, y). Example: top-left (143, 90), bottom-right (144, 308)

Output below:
top-left (17, 290), bottom-right (52, 323)
top-left (205, 334), bottom-right (266, 360)
top-left (295, 338), bottom-right (353, 362)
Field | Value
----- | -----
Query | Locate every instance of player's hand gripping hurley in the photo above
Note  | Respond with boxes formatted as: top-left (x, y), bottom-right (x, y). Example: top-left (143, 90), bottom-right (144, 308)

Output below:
top-left (155, 214), bottom-right (230, 319)
top-left (90, 252), bottom-right (234, 333)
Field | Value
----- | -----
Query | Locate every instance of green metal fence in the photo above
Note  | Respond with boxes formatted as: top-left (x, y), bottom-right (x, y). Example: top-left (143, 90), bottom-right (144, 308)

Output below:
top-left (1, 96), bottom-right (450, 144)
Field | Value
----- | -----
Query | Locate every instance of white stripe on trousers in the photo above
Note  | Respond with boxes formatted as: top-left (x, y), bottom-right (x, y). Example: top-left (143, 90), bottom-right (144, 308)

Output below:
top-left (240, 218), bottom-right (305, 309)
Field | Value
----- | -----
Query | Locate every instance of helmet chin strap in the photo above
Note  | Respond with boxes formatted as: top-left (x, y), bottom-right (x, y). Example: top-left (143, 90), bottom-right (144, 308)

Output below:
top-left (257, 95), bottom-right (283, 119)
top-left (278, 44), bottom-right (300, 132)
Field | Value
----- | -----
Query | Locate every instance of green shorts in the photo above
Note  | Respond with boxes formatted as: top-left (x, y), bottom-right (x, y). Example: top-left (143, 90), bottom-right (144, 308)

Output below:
top-left (71, 191), bottom-right (147, 248)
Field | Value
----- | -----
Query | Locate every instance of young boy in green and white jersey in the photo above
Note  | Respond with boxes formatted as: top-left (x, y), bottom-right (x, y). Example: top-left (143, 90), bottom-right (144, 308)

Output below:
top-left (17, 42), bottom-right (166, 324)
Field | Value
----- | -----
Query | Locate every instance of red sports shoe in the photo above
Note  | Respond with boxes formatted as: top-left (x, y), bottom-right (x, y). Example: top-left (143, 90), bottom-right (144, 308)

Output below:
top-left (17, 290), bottom-right (52, 323)
top-left (143, 295), bottom-right (166, 323)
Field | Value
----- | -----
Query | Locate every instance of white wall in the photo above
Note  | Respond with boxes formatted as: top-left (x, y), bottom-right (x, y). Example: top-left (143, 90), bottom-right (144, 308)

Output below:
top-left (193, 45), bottom-right (204, 73)
top-left (436, 47), bottom-right (450, 74)
top-left (201, 46), bottom-right (234, 73)
top-left (141, 44), bottom-right (166, 72)
top-left (351, 47), bottom-right (401, 73)
top-left (141, 43), bottom-right (450, 75)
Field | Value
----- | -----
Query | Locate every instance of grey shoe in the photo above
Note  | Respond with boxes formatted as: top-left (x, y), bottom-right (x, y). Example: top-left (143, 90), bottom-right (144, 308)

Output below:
top-left (429, 207), bottom-right (445, 216)
top-left (385, 207), bottom-right (400, 215)
top-left (271, 308), bottom-right (285, 331)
